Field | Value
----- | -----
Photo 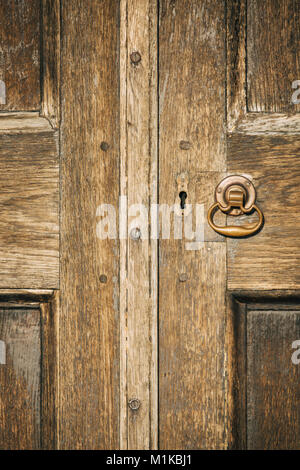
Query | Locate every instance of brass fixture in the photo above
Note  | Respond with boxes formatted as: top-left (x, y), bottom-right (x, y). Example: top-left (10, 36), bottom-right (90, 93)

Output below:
top-left (207, 175), bottom-right (264, 238)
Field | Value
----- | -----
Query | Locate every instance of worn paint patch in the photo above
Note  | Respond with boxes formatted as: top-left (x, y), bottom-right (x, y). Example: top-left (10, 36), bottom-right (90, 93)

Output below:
top-left (0, 80), bottom-right (6, 104)
top-left (0, 339), bottom-right (6, 364)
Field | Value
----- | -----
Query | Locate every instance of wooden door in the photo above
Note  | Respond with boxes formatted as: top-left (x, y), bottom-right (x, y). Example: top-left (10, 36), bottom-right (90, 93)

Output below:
top-left (0, 0), bottom-right (299, 450)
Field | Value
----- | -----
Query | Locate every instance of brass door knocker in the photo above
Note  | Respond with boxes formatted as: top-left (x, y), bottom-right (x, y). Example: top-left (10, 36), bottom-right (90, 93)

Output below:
top-left (207, 175), bottom-right (264, 238)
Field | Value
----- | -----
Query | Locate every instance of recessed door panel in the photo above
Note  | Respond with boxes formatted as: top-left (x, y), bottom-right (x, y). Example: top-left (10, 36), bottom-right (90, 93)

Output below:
top-left (0, 308), bottom-right (41, 450)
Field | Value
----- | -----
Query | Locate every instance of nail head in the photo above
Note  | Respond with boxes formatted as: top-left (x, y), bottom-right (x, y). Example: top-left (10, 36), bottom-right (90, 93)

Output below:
top-left (100, 141), bottom-right (109, 152)
top-left (179, 140), bottom-right (192, 150)
top-left (130, 51), bottom-right (142, 65)
top-left (128, 398), bottom-right (141, 411)
top-left (130, 227), bottom-right (142, 240)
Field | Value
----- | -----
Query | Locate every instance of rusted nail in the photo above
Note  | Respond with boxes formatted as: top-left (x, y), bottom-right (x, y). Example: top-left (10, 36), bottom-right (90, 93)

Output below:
top-left (179, 273), bottom-right (188, 282)
top-left (99, 274), bottom-right (107, 284)
top-left (128, 398), bottom-right (141, 411)
top-left (179, 140), bottom-right (192, 150)
top-left (130, 227), bottom-right (141, 240)
top-left (130, 51), bottom-right (142, 65)
top-left (100, 141), bottom-right (109, 152)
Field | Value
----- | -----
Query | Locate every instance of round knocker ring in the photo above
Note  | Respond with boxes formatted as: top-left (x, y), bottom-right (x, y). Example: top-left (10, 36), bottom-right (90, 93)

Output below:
top-left (207, 176), bottom-right (264, 238)
top-left (207, 202), bottom-right (263, 237)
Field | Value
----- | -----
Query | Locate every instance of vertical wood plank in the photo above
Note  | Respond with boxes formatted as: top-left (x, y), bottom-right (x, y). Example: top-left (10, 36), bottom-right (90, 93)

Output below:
top-left (226, 296), bottom-right (247, 449)
top-left (247, 0), bottom-right (300, 113)
top-left (60, 0), bottom-right (120, 449)
top-left (40, 293), bottom-right (59, 450)
top-left (120, 0), bottom-right (158, 450)
top-left (226, 0), bottom-right (246, 130)
top-left (0, 0), bottom-right (40, 110)
top-left (0, 308), bottom-right (41, 450)
top-left (159, 0), bottom-right (227, 449)
top-left (41, 0), bottom-right (60, 128)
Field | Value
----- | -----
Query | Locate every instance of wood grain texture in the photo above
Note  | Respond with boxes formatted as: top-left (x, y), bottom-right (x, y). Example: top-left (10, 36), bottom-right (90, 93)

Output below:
top-left (159, 243), bottom-right (227, 449)
top-left (226, 296), bottom-right (247, 450)
top-left (0, 114), bottom-right (59, 289)
top-left (120, 0), bottom-right (158, 450)
top-left (226, 2), bottom-right (300, 448)
top-left (0, 0), bottom-right (40, 110)
top-left (59, 0), bottom-right (120, 449)
top-left (247, 0), bottom-right (300, 112)
top-left (192, 172), bottom-right (226, 242)
top-left (0, 308), bottom-right (41, 449)
top-left (246, 309), bottom-right (300, 449)
top-left (159, 0), bottom-right (227, 449)
top-left (227, 133), bottom-right (300, 290)
top-left (226, 0), bottom-right (246, 130)
top-left (231, 113), bottom-right (300, 135)
top-left (40, 292), bottom-right (58, 450)
top-left (0, 289), bottom-right (54, 302)
top-left (0, 112), bottom-right (52, 133)
top-left (41, 0), bottom-right (60, 128)
top-left (228, 297), bottom-right (300, 450)
top-left (159, 1), bottom-right (226, 173)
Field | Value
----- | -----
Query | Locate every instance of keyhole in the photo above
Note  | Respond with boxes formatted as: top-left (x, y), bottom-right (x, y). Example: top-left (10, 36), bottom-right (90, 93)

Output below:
top-left (179, 191), bottom-right (187, 210)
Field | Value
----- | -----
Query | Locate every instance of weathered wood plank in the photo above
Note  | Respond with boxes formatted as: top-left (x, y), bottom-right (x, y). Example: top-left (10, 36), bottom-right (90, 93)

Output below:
top-left (159, 0), bottom-right (227, 449)
top-left (247, 0), bottom-right (300, 112)
top-left (227, 133), bottom-right (300, 290)
top-left (159, 243), bottom-right (227, 449)
top-left (226, 296), bottom-right (247, 450)
top-left (59, 0), bottom-right (120, 449)
top-left (192, 172), bottom-right (226, 242)
top-left (227, 0), bottom-right (246, 130)
top-left (40, 292), bottom-right (59, 450)
top-left (0, 0), bottom-right (40, 110)
top-left (230, 113), bottom-right (300, 135)
top-left (0, 308), bottom-right (41, 449)
top-left (0, 289), bottom-right (54, 301)
top-left (0, 112), bottom-right (52, 133)
top-left (0, 115), bottom-right (59, 289)
top-left (247, 309), bottom-right (300, 449)
top-left (41, 0), bottom-right (60, 128)
top-left (120, 0), bottom-right (158, 450)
